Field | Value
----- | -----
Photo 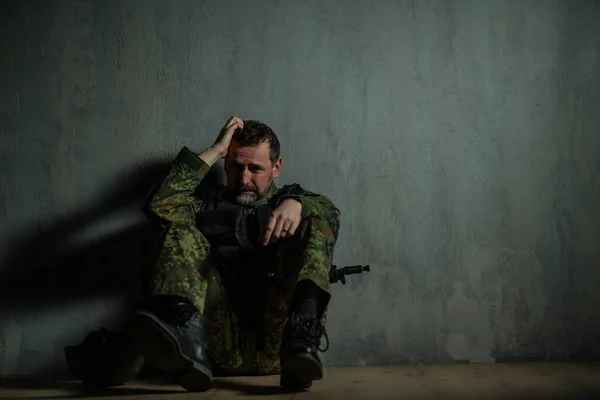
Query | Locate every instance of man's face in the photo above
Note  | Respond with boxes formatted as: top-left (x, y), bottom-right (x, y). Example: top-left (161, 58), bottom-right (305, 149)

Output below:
top-left (225, 140), bottom-right (281, 205)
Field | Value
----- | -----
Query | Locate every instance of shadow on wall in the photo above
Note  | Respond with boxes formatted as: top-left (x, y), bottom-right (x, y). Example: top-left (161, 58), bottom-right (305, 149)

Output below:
top-left (0, 157), bottom-right (224, 378)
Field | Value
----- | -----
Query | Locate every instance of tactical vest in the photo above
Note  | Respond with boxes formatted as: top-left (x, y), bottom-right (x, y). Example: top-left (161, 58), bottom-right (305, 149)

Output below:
top-left (195, 186), bottom-right (279, 335)
top-left (195, 184), bottom-right (307, 342)
top-left (195, 186), bottom-right (276, 279)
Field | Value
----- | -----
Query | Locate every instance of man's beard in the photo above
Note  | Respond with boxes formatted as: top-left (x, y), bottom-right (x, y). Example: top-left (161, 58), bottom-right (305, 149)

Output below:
top-left (233, 180), bottom-right (271, 205)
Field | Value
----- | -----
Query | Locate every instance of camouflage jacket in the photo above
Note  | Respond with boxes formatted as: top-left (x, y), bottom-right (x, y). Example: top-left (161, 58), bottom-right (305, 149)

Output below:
top-left (143, 147), bottom-right (341, 234)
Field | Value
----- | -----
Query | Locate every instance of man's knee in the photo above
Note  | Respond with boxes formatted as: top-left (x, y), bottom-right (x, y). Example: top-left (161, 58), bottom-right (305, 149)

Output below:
top-left (295, 216), bottom-right (339, 251)
top-left (159, 222), bottom-right (210, 253)
top-left (310, 213), bottom-right (340, 237)
top-left (163, 222), bottom-right (206, 240)
top-left (276, 216), bottom-right (339, 275)
top-left (273, 218), bottom-right (335, 298)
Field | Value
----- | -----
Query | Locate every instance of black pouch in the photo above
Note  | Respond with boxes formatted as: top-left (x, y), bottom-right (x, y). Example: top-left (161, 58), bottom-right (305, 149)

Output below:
top-left (196, 204), bottom-right (273, 249)
top-left (64, 327), bottom-right (145, 387)
top-left (195, 207), bottom-right (244, 247)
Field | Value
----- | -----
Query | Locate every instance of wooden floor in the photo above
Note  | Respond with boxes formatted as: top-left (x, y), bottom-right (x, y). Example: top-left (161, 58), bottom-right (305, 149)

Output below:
top-left (1, 362), bottom-right (599, 399)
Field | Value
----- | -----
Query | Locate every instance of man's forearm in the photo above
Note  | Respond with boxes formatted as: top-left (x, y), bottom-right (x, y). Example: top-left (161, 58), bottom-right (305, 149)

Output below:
top-left (198, 146), bottom-right (223, 167)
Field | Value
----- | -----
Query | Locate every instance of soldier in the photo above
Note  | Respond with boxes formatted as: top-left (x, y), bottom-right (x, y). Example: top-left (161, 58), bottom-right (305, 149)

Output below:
top-left (128, 117), bottom-right (341, 392)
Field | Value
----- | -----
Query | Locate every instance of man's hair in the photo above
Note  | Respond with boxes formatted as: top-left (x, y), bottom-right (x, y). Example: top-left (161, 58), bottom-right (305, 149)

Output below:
top-left (232, 120), bottom-right (280, 164)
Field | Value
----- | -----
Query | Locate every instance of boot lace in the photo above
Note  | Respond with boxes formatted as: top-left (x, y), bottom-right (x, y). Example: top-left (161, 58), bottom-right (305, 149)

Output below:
top-left (292, 314), bottom-right (330, 352)
top-left (169, 304), bottom-right (197, 327)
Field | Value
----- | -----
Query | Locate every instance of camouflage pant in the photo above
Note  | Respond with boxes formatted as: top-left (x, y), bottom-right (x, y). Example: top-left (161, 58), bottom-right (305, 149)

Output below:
top-left (149, 217), bottom-right (337, 375)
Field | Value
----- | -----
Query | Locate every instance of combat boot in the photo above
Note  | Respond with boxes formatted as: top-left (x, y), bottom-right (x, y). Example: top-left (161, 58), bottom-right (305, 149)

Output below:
top-left (129, 301), bottom-right (213, 392)
top-left (279, 312), bottom-right (329, 390)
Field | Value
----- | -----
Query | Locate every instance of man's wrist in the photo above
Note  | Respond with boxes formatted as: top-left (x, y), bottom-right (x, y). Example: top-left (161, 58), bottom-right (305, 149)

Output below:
top-left (282, 198), bottom-right (303, 212)
top-left (198, 146), bottom-right (222, 167)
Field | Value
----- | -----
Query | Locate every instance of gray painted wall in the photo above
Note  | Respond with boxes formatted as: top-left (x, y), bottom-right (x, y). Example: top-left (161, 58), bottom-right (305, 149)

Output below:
top-left (1, 0), bottom-right (599, 376)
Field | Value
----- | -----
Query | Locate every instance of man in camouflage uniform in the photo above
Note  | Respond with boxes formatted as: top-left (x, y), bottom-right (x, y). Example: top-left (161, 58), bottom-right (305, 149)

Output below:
top-left (129, 117), bottom-right (340, 392)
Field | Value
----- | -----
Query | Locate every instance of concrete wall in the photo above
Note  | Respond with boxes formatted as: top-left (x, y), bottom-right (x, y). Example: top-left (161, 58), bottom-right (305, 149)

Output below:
top-left (1, 0), bottom-right (599, 376)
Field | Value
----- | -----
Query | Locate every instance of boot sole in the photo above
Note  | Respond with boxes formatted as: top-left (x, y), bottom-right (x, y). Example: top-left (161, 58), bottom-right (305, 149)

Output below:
top-left (129, 311), bottom-right (213, 392)
top-left (281, 352), bottom-right (323, 383)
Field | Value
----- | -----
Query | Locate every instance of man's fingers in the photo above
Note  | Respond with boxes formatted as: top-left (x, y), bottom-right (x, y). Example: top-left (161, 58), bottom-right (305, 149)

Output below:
top-left (281, 219), bottom-right (294, 236)
top-left (263, 215), bottom-right (277, 245)
top-left (226, 120), bottom-right (240, 132)
top-left (264, 202), bottom-right (302, 244)
top-left (223, 121), bottom-right (242, 141)
top-left (224, 116), bottom-right (243, 130)
top-left (271, 218), bottom-right (287, 243)
top-left (229, 121), bottom-right (243, 135)
top-left (224, 116), bottom-right (236, 128)
top-left (288, 219), bottom-right (300, 236)
top-left (224, 125), bottom-right (236, 136)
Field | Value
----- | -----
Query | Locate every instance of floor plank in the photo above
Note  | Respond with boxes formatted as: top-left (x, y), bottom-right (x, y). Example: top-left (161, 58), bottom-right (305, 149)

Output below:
top-left (1, 362), bottom-right (599, 399)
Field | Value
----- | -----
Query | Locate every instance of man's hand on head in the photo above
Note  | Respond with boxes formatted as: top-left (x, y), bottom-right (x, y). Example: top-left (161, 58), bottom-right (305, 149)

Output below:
top-left (198, 116), bottom-right (244, 166)
top-left (262, 199), bottom-right (302, 245)
top-left (214, 116), bottom-right (244, 157)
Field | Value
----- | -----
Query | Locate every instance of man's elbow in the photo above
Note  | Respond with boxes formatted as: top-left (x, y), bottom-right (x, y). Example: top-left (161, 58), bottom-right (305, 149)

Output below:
top-left (142, 202), bottom-right (168, 228)
top-left (314, 204), bottom-right (341, 238)
top-left (143, 197), bottom-right (162, 218)
top-left (329, 208), bottom-right (341, 238)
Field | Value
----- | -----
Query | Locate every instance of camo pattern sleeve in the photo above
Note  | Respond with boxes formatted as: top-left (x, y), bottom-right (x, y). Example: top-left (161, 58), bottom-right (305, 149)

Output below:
top-left (297, 191), bottom-right (341, 235)
top-left (144, 146), bottom-right (211, 227)
top-left (276, 184), bottom-right (341, 237)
